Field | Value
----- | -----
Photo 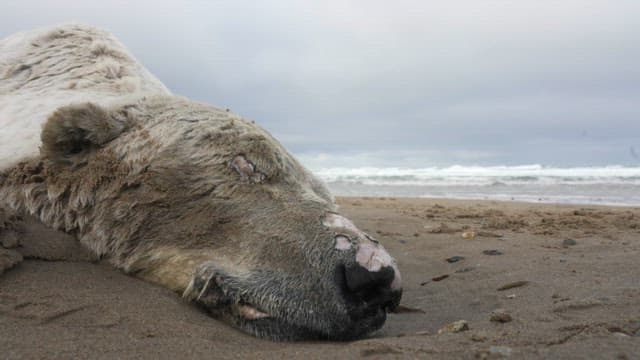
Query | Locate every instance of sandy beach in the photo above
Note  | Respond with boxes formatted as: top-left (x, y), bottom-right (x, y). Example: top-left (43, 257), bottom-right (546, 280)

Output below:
top-left (1, 197), bottom-right (639, 359)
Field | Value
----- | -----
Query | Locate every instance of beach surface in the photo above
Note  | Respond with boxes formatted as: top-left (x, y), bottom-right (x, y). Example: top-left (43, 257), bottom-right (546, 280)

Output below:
top-left (1, 197), bottom-right (639, 359)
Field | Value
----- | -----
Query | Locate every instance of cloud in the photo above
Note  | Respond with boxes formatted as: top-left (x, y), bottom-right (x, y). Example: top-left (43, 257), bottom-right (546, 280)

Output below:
top-left (296, 148), bottom-right (499, 169)
top-left (1, 1), bottom-right (639, 166)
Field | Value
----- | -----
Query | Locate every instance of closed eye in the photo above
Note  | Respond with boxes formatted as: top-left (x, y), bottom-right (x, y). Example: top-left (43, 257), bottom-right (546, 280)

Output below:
top-left (229, 154), bottom-right (266, 183)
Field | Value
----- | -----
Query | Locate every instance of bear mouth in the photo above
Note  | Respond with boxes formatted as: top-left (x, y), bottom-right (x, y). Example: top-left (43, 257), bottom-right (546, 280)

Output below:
top-left (226, 288), bottom-right (399, 341)
top-left (232, 302), bottom-right (390, 341)
top-left (186, 263), bottom-right (398, 341)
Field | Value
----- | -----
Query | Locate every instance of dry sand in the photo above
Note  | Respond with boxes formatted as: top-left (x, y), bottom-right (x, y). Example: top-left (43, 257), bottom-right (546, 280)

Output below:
top-left (1, 197), bottom-right (639, 359)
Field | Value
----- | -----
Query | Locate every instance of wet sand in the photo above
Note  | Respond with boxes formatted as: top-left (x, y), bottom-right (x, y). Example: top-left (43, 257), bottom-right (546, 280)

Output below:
top-left (1, 197), bottom-right (639, 359)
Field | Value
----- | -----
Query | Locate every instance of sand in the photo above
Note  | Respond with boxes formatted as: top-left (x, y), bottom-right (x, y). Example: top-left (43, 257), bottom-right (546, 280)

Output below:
top-left (1, 197), bottom-right (639, 359)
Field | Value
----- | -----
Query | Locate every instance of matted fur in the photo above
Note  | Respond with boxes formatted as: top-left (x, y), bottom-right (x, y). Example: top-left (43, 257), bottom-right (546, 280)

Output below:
top-left (0, 24), bottom-right (401, 341)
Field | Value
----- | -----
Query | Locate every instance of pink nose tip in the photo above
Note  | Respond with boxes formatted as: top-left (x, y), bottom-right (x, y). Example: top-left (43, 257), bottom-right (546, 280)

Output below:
top-left (355, 242), bottom-right (402, 291)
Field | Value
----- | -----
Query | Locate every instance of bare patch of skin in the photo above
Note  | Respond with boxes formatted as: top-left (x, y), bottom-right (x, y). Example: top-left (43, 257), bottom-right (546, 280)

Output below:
top-left (355, 242), bottom-right (395, 272)
top-left (229, 154), bottom-right (266, 183)
top-left (334, 234), bottom-right (353, 250)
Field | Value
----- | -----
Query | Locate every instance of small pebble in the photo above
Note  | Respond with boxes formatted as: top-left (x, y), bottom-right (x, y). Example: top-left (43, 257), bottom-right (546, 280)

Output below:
top-left (483, 249), bottom-right (503, 256)
top-left (455, 267), bottom-right (475, 273)
top-left (446, 256), bottom-right (465, 263)
top-left (562, 238), bottom-right (577, 247)
top-left (437, 320), bottom-right (469, 334)
top-left (432, 274), bottom-right (449, 282)
top-left (489, 346), bottom-right (512, 357)
top-left (497, 281), bottom-right (529, 291)
top-left (490, 309), bottom-right (513, 323)
top-left (470, 331), bottom-right (488, 342)
top-left (462, 231), bottom-right (477, 239)
top-left (506, 294), bottom-right (516, 299)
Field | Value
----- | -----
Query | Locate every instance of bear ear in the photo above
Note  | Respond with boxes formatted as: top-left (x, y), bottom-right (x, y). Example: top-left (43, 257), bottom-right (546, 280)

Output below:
top-left (40, 103), bottom-right (128, 161)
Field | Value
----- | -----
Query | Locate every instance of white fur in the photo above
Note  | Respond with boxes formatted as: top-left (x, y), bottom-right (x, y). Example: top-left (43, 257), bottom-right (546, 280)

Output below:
top-left (0, 24), bottom-right (169, 170)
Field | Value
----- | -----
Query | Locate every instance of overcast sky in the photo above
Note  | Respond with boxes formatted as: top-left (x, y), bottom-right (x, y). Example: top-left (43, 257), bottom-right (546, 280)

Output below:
top-left (2, 1), bottom-right (639, 168)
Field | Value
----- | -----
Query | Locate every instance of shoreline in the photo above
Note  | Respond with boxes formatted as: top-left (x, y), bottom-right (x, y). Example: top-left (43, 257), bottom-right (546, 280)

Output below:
top-left (327, 187), bottom-right (640, 208)
top-left (336, 195), bottom-right (640, 210)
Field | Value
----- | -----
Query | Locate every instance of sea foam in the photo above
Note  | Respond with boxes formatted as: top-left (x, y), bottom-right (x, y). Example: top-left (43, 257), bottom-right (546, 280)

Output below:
top-left (311, 165), bottom-right (640, 206)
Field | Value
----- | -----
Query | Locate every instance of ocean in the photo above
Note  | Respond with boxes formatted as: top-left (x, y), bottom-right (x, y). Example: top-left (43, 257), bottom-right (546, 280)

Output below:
top-left (311, 165), bottom-right (640, 207)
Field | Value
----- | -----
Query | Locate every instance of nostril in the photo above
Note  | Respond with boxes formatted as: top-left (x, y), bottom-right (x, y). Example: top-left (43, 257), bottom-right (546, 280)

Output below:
top-left (344, 264), bottom-right (395, 294)
top-left (336, 264), bottom-right (402, 320)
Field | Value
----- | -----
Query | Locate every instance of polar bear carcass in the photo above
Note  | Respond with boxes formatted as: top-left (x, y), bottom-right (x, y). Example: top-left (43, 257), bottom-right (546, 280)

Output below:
top-left (0, 24), bottom-right (401, 341)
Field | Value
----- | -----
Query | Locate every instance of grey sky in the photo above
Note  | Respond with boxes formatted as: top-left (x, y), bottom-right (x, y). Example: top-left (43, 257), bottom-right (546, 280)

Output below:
top-left (2, 1), bottom-right (639, 167)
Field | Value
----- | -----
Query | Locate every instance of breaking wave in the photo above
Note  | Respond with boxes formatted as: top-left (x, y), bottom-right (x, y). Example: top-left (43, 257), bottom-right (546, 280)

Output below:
top-left (313, 165), bottom-right (640, 187)
top-left (311, 165), bottom-right (640, 206)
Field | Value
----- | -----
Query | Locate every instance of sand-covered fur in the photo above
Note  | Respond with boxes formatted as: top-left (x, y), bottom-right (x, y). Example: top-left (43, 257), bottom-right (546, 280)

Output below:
top-left (0, 25), bottom-right (401, 340)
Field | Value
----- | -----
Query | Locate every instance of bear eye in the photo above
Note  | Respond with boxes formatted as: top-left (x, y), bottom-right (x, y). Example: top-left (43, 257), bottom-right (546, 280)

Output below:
top-left (229, 154), bottom-right (266, 184)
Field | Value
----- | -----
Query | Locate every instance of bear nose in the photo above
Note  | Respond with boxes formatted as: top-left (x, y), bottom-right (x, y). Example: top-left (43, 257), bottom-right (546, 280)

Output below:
top-left (344, 263), bottom-right (395, 293)
top-left (341, 263), bottom-right (401, 312)
top-left (344, 238), bottom-right (402, 311)
top-left (324, 213), bottom-right (402, 309)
